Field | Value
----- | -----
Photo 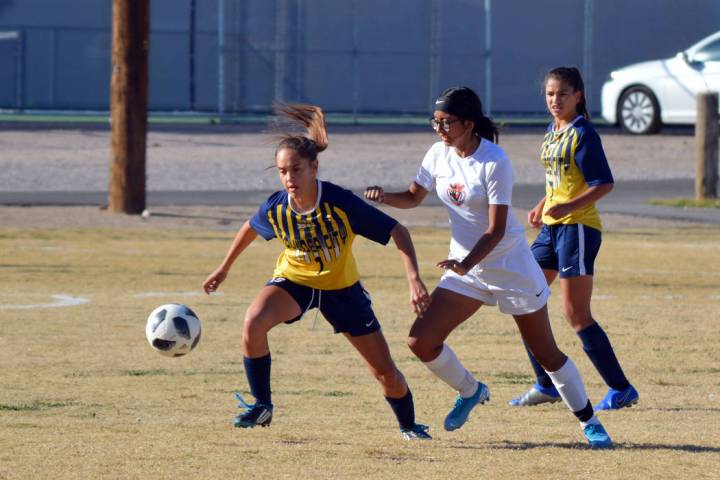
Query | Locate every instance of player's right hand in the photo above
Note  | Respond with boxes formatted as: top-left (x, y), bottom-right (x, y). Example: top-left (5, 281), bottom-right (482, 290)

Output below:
top-left (202, 267), bottom-right (228, 294)
top-left (527, 205), bottom-right (543, 228)
top-left (364, 186), bottom-right (385, 203)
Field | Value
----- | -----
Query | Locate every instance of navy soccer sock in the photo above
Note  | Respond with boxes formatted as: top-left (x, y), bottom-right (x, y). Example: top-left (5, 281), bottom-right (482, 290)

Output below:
top-left (524, 343), bottom-right (554, 389)
top-left (385, 389), bottom-right (415, 430)
top-left (578, 322), bottom-right (630, 391)
top-left (243, 354), bottom-right (272, 406)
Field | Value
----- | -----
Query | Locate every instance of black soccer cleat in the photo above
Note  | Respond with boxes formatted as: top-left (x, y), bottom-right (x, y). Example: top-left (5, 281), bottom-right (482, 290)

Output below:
top-left (233, 393), bottom-right (273, 428)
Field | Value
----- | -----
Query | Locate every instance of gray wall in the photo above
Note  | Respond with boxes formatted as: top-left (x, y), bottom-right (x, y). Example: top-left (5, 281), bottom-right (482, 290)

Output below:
top-left (0, 0), bottom-right (718, 115)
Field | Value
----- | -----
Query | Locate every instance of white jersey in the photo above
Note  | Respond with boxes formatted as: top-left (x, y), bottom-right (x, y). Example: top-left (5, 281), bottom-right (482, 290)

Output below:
top-left (414, 139), bottom-right (527, 264)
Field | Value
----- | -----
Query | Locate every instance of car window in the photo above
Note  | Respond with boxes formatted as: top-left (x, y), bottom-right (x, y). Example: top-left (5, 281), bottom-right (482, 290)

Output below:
top-left (693, 39), bottom-right (720, 62)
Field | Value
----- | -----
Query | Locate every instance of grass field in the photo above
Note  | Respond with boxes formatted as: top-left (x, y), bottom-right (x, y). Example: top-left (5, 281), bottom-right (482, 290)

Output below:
top-left (1, 223), bottom-right (719, 479)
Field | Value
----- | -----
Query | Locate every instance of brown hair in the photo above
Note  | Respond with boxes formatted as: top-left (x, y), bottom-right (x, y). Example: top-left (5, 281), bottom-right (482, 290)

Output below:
top-left (544, 67), bottom-right (590, 119)
top-left (274, 103), bottom-right (329, 161)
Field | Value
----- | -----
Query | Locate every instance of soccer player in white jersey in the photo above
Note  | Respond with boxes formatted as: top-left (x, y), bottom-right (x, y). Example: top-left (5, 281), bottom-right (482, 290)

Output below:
top-left (365, 86), bottom-right (612, 448)
top-left (509, 67), bottom-right (638, 410)
top-left (203, 104), bottom-right (432, 439)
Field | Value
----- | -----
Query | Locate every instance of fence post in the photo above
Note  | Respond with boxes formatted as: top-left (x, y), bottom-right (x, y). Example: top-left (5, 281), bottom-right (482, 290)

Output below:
top-left (108, 0), bottom-right (149, 214)
top-left (695, 91), bottom-right (719, 200)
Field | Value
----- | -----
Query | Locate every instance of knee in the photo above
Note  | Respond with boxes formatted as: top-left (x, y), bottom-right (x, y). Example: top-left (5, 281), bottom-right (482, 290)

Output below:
top-left (407, 335), bottom-right (440, 363)
top-left (242, 310), bottom-right (268, 343)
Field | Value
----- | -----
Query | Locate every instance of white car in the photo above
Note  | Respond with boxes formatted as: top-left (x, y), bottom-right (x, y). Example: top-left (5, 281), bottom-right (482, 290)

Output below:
top-left (601, 30), bottom-right (720, 134)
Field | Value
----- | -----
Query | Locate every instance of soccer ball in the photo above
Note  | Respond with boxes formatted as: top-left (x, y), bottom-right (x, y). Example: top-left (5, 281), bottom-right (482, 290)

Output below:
top-left (145, 304), bottom-right (202, 357)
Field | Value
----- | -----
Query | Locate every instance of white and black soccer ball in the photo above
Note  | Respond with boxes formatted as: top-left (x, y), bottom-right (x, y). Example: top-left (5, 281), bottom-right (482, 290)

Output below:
top-left (145, 304), bottom-right (202, 357)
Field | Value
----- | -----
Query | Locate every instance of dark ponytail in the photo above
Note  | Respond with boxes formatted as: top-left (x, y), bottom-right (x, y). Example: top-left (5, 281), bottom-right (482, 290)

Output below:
top-left (434, 86), bottom-right (499, 144)
top-left (544, 67), bottom-right (590, 119)
top-left (274, 103), bottom-right (329, 161)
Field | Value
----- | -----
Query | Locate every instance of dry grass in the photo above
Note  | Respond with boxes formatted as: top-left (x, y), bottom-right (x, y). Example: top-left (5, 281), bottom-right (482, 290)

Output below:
top-left (1, 224), bottom-right (719, 479)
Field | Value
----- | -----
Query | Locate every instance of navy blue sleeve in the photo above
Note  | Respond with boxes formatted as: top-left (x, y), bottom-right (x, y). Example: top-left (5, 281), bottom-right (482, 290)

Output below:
top-left (333, 186), bottom-right (398, 245)
top-left (575, 127), bottom-right (614, 186)
top-left (249, 192), bottom-right (281, 241)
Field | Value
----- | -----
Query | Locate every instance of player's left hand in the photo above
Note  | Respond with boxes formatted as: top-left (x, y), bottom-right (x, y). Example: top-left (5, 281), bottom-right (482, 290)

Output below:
top-left (409, 278), bottom-right (431, 317)
top-left (437, 259), bottom-right (468, 276)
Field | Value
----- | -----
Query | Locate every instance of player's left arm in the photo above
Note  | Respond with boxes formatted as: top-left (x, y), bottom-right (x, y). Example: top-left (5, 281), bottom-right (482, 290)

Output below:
top-left (546, 128), bottom-right (614, 220)
top-left (389, 223), bottom-right (431, 316)
top-left (437, 204), bottom-right (507, 275)
top-left (545, 183), bottom-right (613, 219)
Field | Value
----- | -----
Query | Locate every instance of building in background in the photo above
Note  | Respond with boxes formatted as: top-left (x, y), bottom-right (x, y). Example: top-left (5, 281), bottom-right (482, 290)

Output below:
top-left (0, 0), bottom-right (718, 117)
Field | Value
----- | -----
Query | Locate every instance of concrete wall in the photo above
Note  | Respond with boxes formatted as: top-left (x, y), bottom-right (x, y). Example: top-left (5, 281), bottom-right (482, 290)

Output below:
top-left (0, 0), bottom-right (718, 115)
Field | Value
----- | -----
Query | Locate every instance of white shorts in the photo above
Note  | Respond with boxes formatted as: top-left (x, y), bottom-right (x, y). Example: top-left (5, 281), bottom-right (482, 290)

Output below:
top-left (437, 241), bottom-right (550, 315)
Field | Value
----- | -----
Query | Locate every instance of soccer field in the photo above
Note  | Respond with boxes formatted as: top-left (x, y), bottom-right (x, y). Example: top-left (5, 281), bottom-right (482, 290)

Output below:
top-left (1, 224), bottom-right (719, 479)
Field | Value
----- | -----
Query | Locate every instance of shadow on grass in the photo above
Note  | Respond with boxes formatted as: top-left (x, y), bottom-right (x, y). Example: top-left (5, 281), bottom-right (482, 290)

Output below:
top-left (449, 441), bottom-right (720, 453)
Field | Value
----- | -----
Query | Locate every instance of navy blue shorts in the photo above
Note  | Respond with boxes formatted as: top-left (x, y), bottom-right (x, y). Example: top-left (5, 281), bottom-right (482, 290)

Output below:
top-left (531, 223), bottom-right (601, 278)
top-left (265, 278), bottom-right (381, 337)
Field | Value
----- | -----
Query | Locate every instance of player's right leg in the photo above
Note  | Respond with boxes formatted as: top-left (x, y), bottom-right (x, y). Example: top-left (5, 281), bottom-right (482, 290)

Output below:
top-left (408, 286), bottom-right (488, 432)
top-left (235, 282), bottom-right (305, 428)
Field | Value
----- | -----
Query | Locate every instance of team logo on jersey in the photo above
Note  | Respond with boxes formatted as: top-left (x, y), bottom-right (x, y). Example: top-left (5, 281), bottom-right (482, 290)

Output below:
top-left (447, 183), bottom-right (466, 206)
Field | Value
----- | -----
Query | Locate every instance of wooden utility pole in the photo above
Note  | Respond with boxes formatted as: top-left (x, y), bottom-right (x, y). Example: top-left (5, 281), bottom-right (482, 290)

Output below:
top-left (695, 92), bottom-right (719, 200)
top-left (109, 0), bottom-right (149, 214)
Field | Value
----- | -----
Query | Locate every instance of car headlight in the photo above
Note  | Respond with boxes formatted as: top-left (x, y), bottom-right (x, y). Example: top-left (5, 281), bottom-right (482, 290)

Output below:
top-left (609, 70), bottom-right (621, 81)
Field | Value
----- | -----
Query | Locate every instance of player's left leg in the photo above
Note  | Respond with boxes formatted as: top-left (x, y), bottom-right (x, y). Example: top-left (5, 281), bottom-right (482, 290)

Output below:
top-left (513, 305), bottom-right (612, 448)
top-left (344, 330), bottom-right (431, 440)
top-left (561, 275), bottom-right (638, 410)
top-left (322, 282), bottom-right (430, 439)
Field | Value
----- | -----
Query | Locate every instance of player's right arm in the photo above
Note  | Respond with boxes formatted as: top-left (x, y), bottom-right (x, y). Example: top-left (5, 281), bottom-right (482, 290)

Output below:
top-left (364, 182), bottom-right (428, 209)
top-left (203, 220), bottom-right (258, 294)
top-left (528, 195), bottom-right (546, 228)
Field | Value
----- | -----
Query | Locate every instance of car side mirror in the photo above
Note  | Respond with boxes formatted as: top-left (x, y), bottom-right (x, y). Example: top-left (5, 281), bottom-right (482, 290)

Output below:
top-left (678, 51), bottom-right (691, 64)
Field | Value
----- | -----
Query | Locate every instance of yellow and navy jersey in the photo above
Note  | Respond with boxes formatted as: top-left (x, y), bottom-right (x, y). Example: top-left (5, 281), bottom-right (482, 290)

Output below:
top-left (540, 116), bottom-right (614, 231)
top-left (249, 180), bottom-right (398, 290)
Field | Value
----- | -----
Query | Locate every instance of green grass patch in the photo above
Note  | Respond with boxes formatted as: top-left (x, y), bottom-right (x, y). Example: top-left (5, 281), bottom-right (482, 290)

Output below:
top-left (0, 400), bottom-right (75, 411)
top-left (650, 197), bottom-right (720, 208)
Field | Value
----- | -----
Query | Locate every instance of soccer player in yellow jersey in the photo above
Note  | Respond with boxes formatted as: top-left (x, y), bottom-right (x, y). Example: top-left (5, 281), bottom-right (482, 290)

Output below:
top-left (510, 67), bottom-right (639, 411)
top-left (203, 104), bottom-right (432, 439)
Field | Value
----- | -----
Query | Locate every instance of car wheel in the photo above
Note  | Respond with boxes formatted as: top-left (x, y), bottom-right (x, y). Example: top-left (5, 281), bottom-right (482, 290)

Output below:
top-left (618, 86), bottom-right (662, 134)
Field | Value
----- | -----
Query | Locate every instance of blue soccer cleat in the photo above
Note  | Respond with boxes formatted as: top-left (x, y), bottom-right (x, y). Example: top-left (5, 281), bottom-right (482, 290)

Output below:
top-left (508, 382), bottom-right (561, 407)
top-left (594, 385), bottom-right (639, 411)
top-left (233, 392), bottom-right (273, 428)
top-left (401, 423), bottom-right (432, 440)
top-left (444, 382), bottom-right (490, 431)
top-left (583, 423), bottom-right (613, 449)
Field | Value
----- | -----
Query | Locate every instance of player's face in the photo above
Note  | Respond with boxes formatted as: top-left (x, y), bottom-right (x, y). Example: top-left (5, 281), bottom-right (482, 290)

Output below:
top-left (545, 78), bottom-right (582, 123)
top-left (276, 147), bottom-right (318, 197)
top-left (432, 111), bottom-right (473, 146)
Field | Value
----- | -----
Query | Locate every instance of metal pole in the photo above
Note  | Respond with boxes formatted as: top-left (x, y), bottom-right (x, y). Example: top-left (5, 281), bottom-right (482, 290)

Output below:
top-left (484, 0), bottom-right (492, 115)
top-left (274, 0), bottom-right (288, 103)
top-left (429, 0), bottom-right (441, 108)
top-left (351, 0), bottom-right (359, 118)
top-left (189, 0), bottom-right (196, 110)
top-left (218, 0), bottom-right (225, 114)
top-left (15, 31), bottom-right (24, 109)
top-left (583, 0), bottom-right (594, 109)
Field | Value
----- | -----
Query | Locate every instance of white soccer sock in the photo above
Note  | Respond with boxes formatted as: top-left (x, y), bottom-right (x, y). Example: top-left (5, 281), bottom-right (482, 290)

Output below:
top-left (546, 357), bottom-right (592, 414)
top-left (423, 344), bottom-right (479, 398)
